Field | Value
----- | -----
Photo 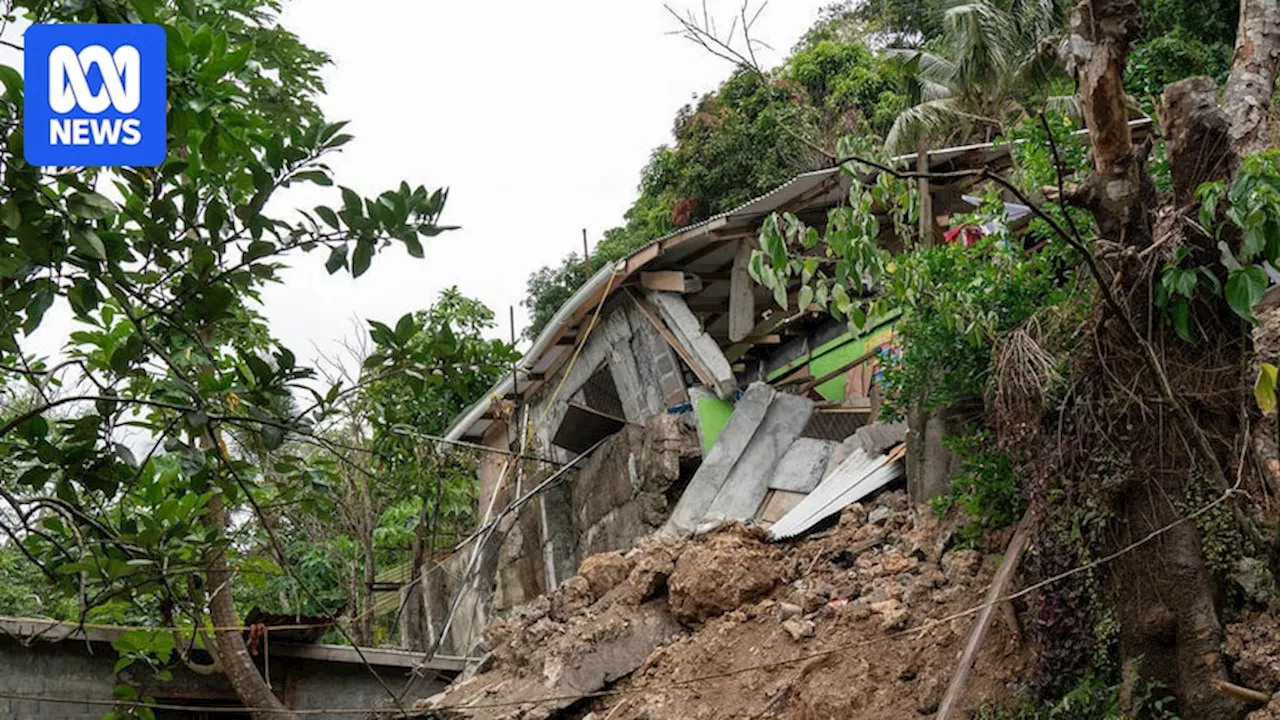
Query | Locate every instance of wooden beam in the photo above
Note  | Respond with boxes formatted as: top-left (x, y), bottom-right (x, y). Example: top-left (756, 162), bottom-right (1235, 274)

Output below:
top-left (640, 270), bottom-right (702, 294)
top-left (627, 290), bottom-right (719, 391)
top-left (935, 513), bottom-right (1032, 720)
top-left (728, 240), bottom-right (755, 342)
top-left (743, 334), bottom-right (781, 345)
top-left (917, 145), bottom-right (936, 246)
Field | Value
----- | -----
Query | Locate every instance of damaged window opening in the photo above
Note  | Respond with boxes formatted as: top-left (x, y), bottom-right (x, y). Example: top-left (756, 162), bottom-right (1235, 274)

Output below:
top-left (551, 364), bottom-right (628, 454)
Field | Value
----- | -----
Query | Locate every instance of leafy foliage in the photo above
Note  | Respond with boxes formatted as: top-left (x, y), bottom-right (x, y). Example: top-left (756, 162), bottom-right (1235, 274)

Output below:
top-left (0, 0), bottom-right (461, 705)
top-left (1156, 151), bottom-right (1280, 334)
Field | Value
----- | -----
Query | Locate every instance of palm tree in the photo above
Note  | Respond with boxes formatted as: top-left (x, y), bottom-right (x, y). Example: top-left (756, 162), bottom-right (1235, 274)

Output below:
top-left (883, 0), bottom-right (1072, 153)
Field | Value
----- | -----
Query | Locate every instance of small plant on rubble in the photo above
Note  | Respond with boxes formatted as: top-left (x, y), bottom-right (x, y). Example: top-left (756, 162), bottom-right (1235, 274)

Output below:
top-left (929, 431), bottom-right (1024, 545)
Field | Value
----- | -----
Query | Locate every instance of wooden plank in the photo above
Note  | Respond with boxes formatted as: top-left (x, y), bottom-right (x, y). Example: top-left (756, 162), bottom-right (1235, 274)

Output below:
top-left (641, 271), bottom-right (689, 293)
top-left (935, 512), bottom-right (1033, 720)
top-left (627, 290), bottom-right (718, 390)
top-left (728, 240), bottom-right (755, 342)
top-left (744, 334), bottom-right (781, 345)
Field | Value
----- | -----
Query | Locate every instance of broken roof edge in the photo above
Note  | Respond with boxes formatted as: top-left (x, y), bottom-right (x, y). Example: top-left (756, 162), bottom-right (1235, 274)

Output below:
top-left (444, 259), bottom-right (627, 442)
top-left (443, 117), bottom-right (1155, 442)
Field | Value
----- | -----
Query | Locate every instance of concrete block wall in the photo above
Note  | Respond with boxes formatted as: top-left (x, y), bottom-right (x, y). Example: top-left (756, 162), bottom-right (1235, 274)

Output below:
top-left (0, 637), bottom-right (440, 719)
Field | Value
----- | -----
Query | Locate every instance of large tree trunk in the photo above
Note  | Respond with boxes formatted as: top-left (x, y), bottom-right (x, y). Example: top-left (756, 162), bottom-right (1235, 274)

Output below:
top-left (205, 494), bottom-right (297, 720)
top-left (1064, 0), bottom-right (1275, 714)
top-left (1223, 0), bottom-right (1280, 155)
top-left (1069, 0), bottom-right (1152, 246)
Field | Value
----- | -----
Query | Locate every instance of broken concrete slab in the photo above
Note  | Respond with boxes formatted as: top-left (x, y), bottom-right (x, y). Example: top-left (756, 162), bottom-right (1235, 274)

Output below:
top-left (666, 383), bottom-right (775, 532)
top-left (854, 421), bottom-right (907, 456)
top-left (411, 599), bottom-right (682, 720)
top-left (704, 391), bottom-right (813, 521)
top-left (648, 290), bottom-right (737, 400)
top-left (770, 438), bottom-right (837, 493)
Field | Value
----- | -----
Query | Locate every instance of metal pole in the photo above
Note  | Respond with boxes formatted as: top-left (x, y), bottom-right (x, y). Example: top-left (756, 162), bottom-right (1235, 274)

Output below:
top-left (582, 228), bottom-right (590, 277)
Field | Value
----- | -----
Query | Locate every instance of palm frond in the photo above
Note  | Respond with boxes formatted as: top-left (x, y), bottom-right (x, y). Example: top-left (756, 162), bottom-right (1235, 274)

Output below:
top-left (884, 97), bottom-right (974, 153)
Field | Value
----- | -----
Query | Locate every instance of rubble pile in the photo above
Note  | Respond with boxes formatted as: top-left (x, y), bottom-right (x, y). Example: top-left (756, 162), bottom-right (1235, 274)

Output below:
top-left (412, 491), bottom-right (1033, 720)
top-left (1227, 613), bottom-right (1280, 719)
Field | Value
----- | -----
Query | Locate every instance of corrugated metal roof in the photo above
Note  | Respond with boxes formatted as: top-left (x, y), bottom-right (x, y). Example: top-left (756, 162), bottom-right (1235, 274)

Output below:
top-left (768, 445), bottom-right (905, 539)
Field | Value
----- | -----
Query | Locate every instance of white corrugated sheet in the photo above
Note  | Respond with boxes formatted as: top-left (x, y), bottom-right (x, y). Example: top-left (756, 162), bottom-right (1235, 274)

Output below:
top-left (768, 445), bottom-right (904, 540)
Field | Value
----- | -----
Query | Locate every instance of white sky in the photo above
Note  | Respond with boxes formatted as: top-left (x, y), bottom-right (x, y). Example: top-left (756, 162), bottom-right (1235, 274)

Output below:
top-left (12, 0), bottom-right (831, 366)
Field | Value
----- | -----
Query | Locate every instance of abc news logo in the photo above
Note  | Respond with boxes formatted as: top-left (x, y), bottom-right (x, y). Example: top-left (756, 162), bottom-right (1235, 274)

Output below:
top-left (24, 24), bottom-right (166, 167)
top-left (48, 44), bottom-right (144, 146)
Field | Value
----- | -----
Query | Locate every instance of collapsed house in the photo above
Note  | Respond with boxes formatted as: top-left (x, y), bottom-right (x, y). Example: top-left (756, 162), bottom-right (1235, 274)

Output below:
top-left (411, 121), bottom-right (1153, 664)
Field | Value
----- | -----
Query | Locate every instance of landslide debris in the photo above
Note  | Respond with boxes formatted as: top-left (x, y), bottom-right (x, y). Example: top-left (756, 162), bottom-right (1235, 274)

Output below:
top-left (411, 492), bottom-right (1033, 720)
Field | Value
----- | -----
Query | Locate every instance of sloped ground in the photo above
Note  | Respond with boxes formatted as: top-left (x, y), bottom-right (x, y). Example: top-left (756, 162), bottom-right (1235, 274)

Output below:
top-left (412, 491), bottom-right (1033, 720)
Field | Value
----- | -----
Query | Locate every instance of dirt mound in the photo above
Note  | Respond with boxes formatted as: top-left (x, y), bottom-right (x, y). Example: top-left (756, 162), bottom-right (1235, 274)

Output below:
top-left (1227, 612), bottom-right (1280, 719)
top-left (591, 494), bottom-right (1033, 720)
top-left (667, 525), bottom-right (782, 624)
top-left (413, 491), bottom-right (1034, 720)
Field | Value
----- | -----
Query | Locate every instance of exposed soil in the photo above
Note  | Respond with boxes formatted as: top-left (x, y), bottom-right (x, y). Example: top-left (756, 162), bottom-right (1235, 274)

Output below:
top-left (412, 491), bottom-right (1036, 720)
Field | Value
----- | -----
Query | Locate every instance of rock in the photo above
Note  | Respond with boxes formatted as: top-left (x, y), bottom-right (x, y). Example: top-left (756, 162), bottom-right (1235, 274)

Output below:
top-left (668, 528), bottom-right (780, 625)
top-left (942, 548), bottom-right (981, 581)
top-left (868, 506), bottom-right (893, 525)
top-left (782, 617), bottom-right (815, 641)
top-left (778, 602), bottom-right (803, 620)
top-left (618, 541), bottom-right (679, 605)
top-left (882, 551), bottom-right (918, 575)
top-left (870, 598), bottom-right (909, 631)
top-left (549, 576), bottom-right (593, 621)
top-left (1233, 557), bottom-right (1276, 606)
top-left (578, 552), bottom-right (634, 601)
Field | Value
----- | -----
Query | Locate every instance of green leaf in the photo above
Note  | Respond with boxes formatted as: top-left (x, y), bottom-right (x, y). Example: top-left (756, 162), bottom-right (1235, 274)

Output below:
top-left (1225, 266), bottom-right (1268, 323)
top-left (351, 239), bottom-right (373, 278)
top-left (243, 240), bottom-right (276, 263)
top-left (1170, 300), bottom-right (1193, 343)
top-left (70, 228), bottom-right (107, 260)
top-left (1256, 363), bottom-right (1278, 415)
top-left (341, 187), bottom-right (363, 217)
top-left (798, 285), bottom-right (814, 311)
top-left (315, 206), bottom-right (341, 230)
top-left (394, 313), bottom-right (416, 343)
top-left (0, 65), bottom-right (23, 101)
top-left (324, 245), bottom-right (347, 274)
top-left (292, 170), bottom-right (333, 186)
top-left (67, 192), bottom-right (117, 220)
top-left (0, 200), bottom-right (19, 230)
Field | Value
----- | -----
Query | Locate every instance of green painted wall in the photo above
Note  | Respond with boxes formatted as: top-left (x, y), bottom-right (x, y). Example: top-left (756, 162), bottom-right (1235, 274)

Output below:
top-left (695, 394), bottom-right (735, 454)
top-left (766, 312), bottom-right (899, 401)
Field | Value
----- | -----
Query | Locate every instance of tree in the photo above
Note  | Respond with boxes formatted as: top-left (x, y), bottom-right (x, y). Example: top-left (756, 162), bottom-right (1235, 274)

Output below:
top-left (882, 0), bottom-right (1072, 153)
top-left (358, 287), bottom-right (519, 650)
top-left (741, 0), bottom-right (1280, 709)
top-left (0, 1), bottom-right (453, 717)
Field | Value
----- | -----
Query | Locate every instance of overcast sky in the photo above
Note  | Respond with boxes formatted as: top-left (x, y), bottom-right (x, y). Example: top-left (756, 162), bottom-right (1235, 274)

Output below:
top-left (15, 0), bottom-right (830, 365)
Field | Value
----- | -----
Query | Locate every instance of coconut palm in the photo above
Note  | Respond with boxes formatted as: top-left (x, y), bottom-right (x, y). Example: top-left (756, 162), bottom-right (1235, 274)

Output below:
top-left (883, 0), bottom-right (1073, 153)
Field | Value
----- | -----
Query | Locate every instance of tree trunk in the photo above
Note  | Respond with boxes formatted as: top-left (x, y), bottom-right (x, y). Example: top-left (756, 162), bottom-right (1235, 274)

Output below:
top-left (401, 494), bottom-right (434, 651)
top-left (205, 494), bottom-right (297, 720)
top-left (1069, 0), bottom-right (1152, 245)
top-left (354, 474), bottom-right (376, 647)
top-left (1223, 0), bottom-right (1280, 155)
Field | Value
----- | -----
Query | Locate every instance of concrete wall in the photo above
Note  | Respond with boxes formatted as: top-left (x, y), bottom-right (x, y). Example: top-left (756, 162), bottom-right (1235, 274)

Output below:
top-left (520, 298), bottom-right (688, 465)
top-left (0, 636), bottom-right (444, 719)
top-left (420, 413), bottom-right (699, 658)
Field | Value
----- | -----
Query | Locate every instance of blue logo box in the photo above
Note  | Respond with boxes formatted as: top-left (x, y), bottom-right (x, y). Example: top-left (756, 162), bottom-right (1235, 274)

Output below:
top-left (24, 24), bottom-right (166, 167)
